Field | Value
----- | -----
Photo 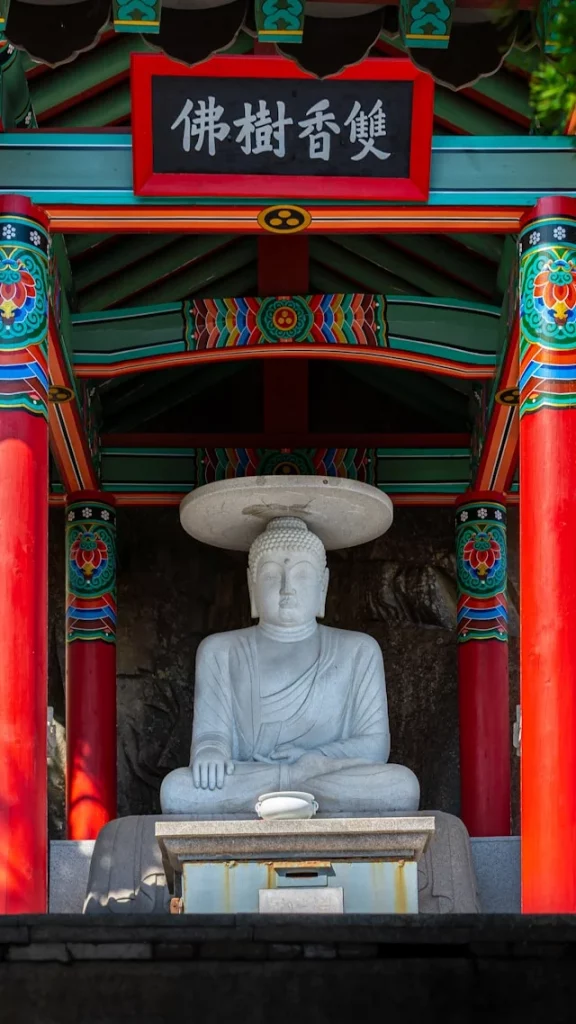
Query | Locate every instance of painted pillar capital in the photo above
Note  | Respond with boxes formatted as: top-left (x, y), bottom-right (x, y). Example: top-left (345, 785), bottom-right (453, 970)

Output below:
top-left (0, 194), bottom-right (50, 420)
top-left (519, 196), bottom-right (576, 417)
top-left (455, 491), bottom-right (508, 644)
top-left (66, 490), bottom-right (117, 644)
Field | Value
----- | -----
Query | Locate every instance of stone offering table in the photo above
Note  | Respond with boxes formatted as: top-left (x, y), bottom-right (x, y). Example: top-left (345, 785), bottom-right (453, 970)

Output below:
top-left (156, 816), bottom-right (435, 915)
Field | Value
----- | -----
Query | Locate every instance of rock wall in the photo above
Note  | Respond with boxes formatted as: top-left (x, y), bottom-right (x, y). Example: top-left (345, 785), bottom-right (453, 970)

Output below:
top-left (48, 506), bottom-right (519, 836)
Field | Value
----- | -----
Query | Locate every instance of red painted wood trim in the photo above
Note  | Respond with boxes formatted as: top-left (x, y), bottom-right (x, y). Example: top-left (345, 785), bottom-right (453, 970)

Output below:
top-left (259, 236), bottom-right (310, 434)
top-left (521, 195), bottom-right (576, 229)
top-left (131, 54), bottom-right (434, 202)
top-left (0, 195), bottom-right (50, 230)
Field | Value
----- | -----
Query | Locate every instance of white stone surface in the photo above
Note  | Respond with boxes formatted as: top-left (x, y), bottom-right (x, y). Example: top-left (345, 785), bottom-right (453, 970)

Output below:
top-left (179, 476), bottom-right (393, 551)
top-left (161, 516), bottom-right (418, 817)
top-left (49, 840), bottom-right (95, 913)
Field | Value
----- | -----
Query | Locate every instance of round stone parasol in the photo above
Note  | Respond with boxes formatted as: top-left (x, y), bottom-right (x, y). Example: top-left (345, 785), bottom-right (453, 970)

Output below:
top-left (179, 476), bottom-right (393, 551)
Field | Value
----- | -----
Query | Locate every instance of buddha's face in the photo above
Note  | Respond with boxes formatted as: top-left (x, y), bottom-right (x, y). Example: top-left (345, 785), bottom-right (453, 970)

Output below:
top-left (251, 550), bottom-right (328, 627)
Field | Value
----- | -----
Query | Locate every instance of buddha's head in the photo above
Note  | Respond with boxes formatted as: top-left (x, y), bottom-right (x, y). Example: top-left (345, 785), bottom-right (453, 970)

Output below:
top-left (247, 517), bottom-right (329, 628)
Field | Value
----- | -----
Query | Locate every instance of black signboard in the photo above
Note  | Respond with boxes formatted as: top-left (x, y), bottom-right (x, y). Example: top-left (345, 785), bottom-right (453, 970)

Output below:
top-left (132, 54), bottom-right (434, 201)
top-left (152, 76), bottom-right (413, 179)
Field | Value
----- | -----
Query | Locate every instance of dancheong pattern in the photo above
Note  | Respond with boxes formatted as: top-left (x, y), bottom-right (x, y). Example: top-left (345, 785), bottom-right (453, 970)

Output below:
top-left (519, 217), bottom-right (576, 415)
top-left (184, 294), bottom-right (388, 350)
top-left (197, 448), bottom-right (375, 484)
top-left (400, 0), bottom-right (454, 48)
top-left (455, 501), bottom-right (508, 643)
top-left (0, 213), bottom-right (50, 418)
top-left (66, 500), bottom-right (117, 643)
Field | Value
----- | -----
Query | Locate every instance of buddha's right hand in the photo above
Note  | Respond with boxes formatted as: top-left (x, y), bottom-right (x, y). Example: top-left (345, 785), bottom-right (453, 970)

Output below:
top-left (192, 749), bottom-right (235, 790)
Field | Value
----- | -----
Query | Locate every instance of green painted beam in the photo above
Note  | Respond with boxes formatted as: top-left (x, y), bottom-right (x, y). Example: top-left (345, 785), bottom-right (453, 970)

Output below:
top-left (75, 234), bottom-right (180, 293)
top-left (77, 235), bottom-right (236, 310)
top-left (29, 36), bottom-right (151, 117)
top-left (48, 84), bottom-right (131, 128)
top-left (381, 234), bottom-right (497, 297)
top-left (66, 233), bottom-right (113, 259)
top-left (465, 70), bottom-right (532, 124)
top-left (504, 45), bottom-right (540, 75)
top-left (94, 444), bottom-right (473, 497)
top-left (434, 86), bottom-right (526, 135)
top-left (310, 238), bottom-right (422, 297)
top-left (222, 31), bottom-right (253, 54)
top-left (447, 233), bottom-right (504, 264)
top-left (138, 240), bottom-right (258, 305)
top-left (332, 236), bottom-right (482, 301)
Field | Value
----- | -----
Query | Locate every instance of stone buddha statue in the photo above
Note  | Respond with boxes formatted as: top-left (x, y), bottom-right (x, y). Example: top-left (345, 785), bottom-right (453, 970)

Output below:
top-left (160, 516), bottom-right (419, 815)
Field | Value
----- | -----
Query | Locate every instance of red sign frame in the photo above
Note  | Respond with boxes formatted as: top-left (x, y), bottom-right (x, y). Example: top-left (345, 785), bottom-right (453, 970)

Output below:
top-left (131, 54), bottom-right (434, 202)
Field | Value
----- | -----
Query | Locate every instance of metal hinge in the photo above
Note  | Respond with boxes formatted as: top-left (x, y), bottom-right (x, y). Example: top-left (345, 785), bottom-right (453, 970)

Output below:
top-left (513, 704), bottom-right (521, 757)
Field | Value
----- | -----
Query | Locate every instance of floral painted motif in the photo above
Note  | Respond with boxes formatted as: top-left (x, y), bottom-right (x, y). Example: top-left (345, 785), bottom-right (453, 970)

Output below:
top-left (455, 502), bottom-right (508, 643)
top-left (462, 530), bottom-right (503, 585)
top-left (66, 502), bottom-right (117, 643)
top-left (70, 528), bottom-right (111, 585)
top-left (0, 257), bottom-right (37, 329)
top-left (0, 214), bottom-right (49, 418)
top-left (532, 257), bottom-right (576, 329)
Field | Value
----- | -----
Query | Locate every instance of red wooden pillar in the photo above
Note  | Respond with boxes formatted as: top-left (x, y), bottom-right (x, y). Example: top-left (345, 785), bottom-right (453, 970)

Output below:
top-left (0, 196), bottom-right (50, 912)
top-left (519, 196), bottom-right (576, 911)
top-left (455, 492), bottom-right (510, 837)
top-left (66, 491), bottom-right (117, 839)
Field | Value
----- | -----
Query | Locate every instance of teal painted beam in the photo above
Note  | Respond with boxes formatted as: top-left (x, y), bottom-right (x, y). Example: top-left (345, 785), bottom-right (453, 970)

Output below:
top-left (0, 135), bottom-right (574, 207)
top-left (96, 444), bottom-right (473, 497)
top-left (70, 293), bottom-right (499, 378)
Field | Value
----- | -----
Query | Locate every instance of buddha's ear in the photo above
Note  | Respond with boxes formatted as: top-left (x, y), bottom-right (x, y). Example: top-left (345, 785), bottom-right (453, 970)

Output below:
top-left (318, 567), bottom-right (329, 618)
top-left (247, 569), bottom-right (258, 619)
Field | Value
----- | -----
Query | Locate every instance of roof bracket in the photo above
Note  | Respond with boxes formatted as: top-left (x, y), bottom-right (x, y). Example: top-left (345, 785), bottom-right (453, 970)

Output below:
top-left (255, 0), bottom-right (305, 45)
top-left (399, 0), bottom-right (454, 50)
top-left (113, 0), bottom-right (162, 34)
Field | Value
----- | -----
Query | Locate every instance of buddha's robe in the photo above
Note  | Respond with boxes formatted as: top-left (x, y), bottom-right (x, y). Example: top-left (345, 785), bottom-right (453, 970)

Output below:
top-left (160, 625), bottom-right (419, 814)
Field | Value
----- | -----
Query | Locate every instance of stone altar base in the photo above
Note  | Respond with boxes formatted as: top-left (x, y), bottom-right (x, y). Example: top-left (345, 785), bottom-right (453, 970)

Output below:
top-left (84, 811), bottom-right (480, 914)
top-left (156, 816), bottom-right (436, 914)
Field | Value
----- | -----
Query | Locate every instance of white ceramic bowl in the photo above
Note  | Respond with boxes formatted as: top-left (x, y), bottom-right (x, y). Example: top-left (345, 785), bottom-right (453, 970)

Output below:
top-left (255, 791), bottom-right (319, 821)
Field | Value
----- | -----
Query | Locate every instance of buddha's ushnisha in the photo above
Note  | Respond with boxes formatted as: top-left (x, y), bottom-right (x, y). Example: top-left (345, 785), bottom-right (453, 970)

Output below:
top-left (161, 517), bottom-right (419, 814)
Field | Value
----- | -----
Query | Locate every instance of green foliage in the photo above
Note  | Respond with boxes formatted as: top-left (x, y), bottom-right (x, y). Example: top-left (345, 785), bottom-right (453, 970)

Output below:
top-left (530, 0), bottom-right (576, 133)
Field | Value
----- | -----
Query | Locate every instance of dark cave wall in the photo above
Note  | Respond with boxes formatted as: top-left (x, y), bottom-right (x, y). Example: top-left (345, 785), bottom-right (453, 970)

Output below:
top-left (48, 505), bottom-right (519, 835)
